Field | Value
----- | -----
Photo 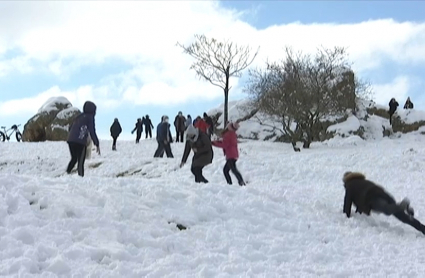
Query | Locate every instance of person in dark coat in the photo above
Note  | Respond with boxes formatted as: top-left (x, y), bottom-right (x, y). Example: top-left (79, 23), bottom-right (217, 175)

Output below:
top-left (342, 171), bottom-right (425, 235)
top-left (143, 115), bottom-right (154, 139)
top-left (203, 112), bottom-right (214, 138)
top-left (174, 111), bottom-right (186, 143)
top-left (66, 101), bottom-right (100, 177)
top-left (388, 98), bottom-right (399, 125)
top-left (154, 115), bottom-right (174, 158)
top-left (110, 118), bottom-right (122, 151)
top-left (131, 118), bottom-right (143, 143)
top-left (403, 97), bottom-right (414, 109)
top-left (180, 125), bottom-right (213, 183)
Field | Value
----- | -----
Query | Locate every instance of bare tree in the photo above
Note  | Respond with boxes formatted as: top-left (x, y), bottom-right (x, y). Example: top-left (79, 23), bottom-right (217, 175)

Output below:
top-left (177, 34), bottom-right (259, 126)
top-left (245, 46), bottom-right (372, 150)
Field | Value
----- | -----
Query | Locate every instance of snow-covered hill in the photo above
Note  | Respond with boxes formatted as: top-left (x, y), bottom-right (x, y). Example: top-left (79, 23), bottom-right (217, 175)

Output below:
top-left (208, 99), bottom-right (425, 142)
top-left (1, 135), bottom-right (425, 276)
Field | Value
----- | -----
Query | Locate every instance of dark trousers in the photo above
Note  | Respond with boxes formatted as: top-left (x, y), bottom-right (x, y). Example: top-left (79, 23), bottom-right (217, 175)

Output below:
top-left (371, 198), bottom-right (425, 234)
top-left (389, 111), bottom-right (395, 125)
top-left (176, 131), bottom-right (184, 142)
top-left (66, 142), bottom-right (87, 177)
top-left (154, 141), bottom-right (173, 158)
top-left (136, 131), bottom-right (142, 143)
top-left (191, 165), bottom-right (208, 183)
top-left (145, 128), bottom-right (152, 139)
top-left (223, 159), bottom-right (245, 185)
top-left (112, 136), bottom-right (118, 150)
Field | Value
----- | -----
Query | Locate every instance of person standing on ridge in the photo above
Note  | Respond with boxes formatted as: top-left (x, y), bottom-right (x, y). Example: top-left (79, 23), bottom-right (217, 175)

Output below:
top-left (131, 118), bottom-right (143, 143)
top-left (144, 115), bottom-right (154, 139)
top-left (110, 118), bottom-right (122, 151)
top-left (174, 111), bottom-right (186, 143)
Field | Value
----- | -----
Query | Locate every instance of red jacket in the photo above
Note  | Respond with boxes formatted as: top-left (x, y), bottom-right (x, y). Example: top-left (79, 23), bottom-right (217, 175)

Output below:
top-left (194, 119), bottom-right (209, 134)
top-left (211, 130), bottom-right (239, 160)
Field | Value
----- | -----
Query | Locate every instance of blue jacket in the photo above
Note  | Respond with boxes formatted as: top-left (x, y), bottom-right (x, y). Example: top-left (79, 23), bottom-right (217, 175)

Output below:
top-left (156, 122), bottom-right (172, 143)
top-left (67, 101), bottom-right (100, 147)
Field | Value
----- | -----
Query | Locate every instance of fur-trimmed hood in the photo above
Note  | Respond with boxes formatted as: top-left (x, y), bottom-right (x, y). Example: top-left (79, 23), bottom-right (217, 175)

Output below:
top-left (343, 172), bottom-right (366, 183)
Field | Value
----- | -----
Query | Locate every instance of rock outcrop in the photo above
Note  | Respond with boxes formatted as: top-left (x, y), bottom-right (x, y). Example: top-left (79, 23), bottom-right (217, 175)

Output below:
top-left (208, 98), bottom-right (425, 144)
top-left (22, 97), bottom-right (81, 142)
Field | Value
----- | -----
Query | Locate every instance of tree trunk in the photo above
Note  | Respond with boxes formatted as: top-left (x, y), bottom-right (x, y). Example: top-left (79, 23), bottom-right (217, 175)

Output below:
top-left (224, 70), bottom-right (230, 126)
top-left (224, 88), bottom-right (229, 127)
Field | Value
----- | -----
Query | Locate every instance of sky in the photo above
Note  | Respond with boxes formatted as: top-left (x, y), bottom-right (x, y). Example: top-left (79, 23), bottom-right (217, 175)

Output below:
top-left (0, 0), bottom-right (425, 141)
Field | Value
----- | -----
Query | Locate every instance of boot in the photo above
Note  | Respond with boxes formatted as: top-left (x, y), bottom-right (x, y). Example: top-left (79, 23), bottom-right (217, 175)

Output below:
top-left (400, 198), bottom-right (414, 216)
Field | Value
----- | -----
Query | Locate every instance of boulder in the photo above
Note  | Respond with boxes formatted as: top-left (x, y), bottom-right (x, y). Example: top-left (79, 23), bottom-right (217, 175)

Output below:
top-left (22, 97), bottom-right (81, 142)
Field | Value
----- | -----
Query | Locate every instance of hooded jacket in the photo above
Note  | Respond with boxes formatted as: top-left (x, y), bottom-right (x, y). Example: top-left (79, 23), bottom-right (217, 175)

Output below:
top-left (182, 125), bottom-right (213, 167)
top-left (67, 101), bottom-right (100, 147)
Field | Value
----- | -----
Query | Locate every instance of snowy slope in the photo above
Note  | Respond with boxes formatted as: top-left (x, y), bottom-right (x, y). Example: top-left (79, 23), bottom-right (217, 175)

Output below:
top-left (2, 135), bottom-right (425, 277)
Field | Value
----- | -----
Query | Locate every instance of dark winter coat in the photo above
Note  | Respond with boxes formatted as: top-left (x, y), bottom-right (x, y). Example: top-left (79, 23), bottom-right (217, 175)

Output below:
top-left (132, 121), bottom-right (143, 134)
top-left (404, 100), bottom-right (414, 109)
top-left (156, 122), bottom-right (172, 143)
top-left (143, 117), bottom-right (154, 130)
top-left (342, 172), bottom-right (396, 218)
top-left (389, 100), bottom-right (399, 114)
top-left (174, 115), bottom-right (186, 132)
top-left (182, 131), bottom-right (213, 167)
top-left (67, 101), bottom-right (99, 147)
top-left (110, 120), bottom-right (122, 138)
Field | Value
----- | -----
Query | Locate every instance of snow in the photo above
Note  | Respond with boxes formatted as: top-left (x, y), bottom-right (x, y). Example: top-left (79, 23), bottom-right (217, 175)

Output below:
top-left (37, 97), bottom-right (72, 114)
top-left (209, 98), bottom-right (425, 142)
top-left (327, 115), bottom-right (360, 136)
top-left (2, 135), bottom-right (425, 276)
top-left (55, 107), bottom-right (80, 120)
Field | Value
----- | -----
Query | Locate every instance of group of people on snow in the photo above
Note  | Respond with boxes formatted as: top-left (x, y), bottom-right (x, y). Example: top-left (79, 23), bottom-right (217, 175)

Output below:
top-left (65, 101), bottom-right (245, 186)
top-left (65, 100), bottom-right (425, 236)
top-left (388, 97), bottom-right (414, 125)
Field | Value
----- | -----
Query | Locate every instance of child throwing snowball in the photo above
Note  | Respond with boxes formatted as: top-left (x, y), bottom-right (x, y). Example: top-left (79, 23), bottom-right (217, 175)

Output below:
top-left (211, 122), bottom-right (246, 186)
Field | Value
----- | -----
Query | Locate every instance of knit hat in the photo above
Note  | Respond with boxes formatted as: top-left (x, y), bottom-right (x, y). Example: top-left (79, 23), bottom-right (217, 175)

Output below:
top-left (186, 124), bottom-right (199, 142)
top-left (226, 122), bottom-right (239, 131)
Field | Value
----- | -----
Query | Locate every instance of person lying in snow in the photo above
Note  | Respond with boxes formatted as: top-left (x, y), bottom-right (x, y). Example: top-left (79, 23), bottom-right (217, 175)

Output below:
top-left (211, 122), bottom-right (246, 186)
top-left (180, 125), bottom-right (213, 183)
top-left (342, 171), bottom-right (425, 235)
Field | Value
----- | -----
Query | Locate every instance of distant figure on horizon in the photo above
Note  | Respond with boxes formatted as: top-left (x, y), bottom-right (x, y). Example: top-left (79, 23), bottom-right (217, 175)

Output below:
top-left (403, 97), bottom-right (414, 109)
top-left (174, 111), bottom-right (186, 143)
top-left (131, 118), bottom-right (143, 143)
top-left (110, 118), bottom-right (122, 151)
top-left (388, 98), bottom-right (399, 125)
top-left (143, 115), bottom-right (154, 139)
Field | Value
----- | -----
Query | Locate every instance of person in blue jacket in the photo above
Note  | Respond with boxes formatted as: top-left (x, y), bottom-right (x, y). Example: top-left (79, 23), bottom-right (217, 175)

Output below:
top-left (66, 101), bottom-right (100, 177)
top-left (154, 115), bottom-right (173, 158)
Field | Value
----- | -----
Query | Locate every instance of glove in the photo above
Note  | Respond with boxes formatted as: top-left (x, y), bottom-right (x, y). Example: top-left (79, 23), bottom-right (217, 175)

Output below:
top-left (131, 131), bottom-right (134, 134)
top-left (96, 146), bottom-right (101, 155)
top-left (180, 162), bottom-right (185, 168)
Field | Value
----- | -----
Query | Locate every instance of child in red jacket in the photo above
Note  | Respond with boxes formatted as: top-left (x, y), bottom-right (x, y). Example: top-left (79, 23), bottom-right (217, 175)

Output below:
top-left (211, 122), bottom-right (246, 186)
